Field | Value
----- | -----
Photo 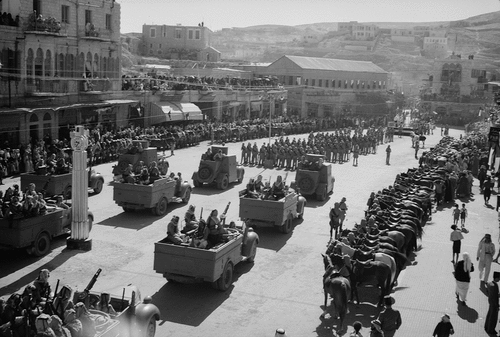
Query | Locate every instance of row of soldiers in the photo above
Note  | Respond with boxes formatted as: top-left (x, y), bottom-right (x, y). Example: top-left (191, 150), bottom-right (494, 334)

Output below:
top-left (240, 126), bottom-right (392, 169)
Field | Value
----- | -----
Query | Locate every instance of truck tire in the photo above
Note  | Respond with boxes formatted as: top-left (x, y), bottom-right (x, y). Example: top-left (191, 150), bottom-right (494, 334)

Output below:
top-left (145, 317), bottom-right (156, 337)
top-left (93, 179), bottom-right (104, 194)
top-left (155, 197), bottom-right (168, 216)
top-left (198, 166), bottom-right (212, 181)
top-left (280, 214), bottom-right (294, 234)
top-left (217, 175), bottom-right (229, 190)
top-left (63, 185), bottom-right (72, 200)
top-left (34, 232), bottom-right (50, 256)
top-left (298, 177), bottom-right (314, 194)
top-left (215, 261), bottom-right (234, 291)
top-left (182, 188), bottom-right (191, 203)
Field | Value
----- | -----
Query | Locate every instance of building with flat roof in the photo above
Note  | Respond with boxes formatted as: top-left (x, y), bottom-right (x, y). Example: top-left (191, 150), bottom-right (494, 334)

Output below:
top-left (141, 23), bottom-right (220, 62)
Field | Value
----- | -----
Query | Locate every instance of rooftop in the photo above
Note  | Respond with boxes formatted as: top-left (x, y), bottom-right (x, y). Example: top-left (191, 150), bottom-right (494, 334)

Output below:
top-left (281, 55), bottom-right (387, 74)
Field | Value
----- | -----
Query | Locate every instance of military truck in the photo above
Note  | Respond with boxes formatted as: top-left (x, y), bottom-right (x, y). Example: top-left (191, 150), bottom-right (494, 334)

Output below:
top-left (238, 191), bottom-right (306, 234)
top-left (113, 177), bottom-right (191, 215)
top-left (153, 222), bottom-right (259, 291)
top-left (20, 167), bottom-right (104, 200)
top-left (112, 141), bottom-right (168, 178)
top-left (291, 154), bottom-right (335, 201)
top-left (192, 145), bottom-right (244, 190)
top-left (0, 201), bottom-right (93, 256)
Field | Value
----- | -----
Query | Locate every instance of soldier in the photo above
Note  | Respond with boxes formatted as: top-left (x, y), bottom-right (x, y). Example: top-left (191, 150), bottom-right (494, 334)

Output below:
top-left (259, 144), bottom-right (267, 166)
top-left (285, 148), bottom-right (293, 170)
top-left (182, 205), bottom-right (199, 234)
top-left (251, 142), bottom-right (259, 166)
top-left (241, 143), bottom-right (247, 164)
top-left (166, 215), bottom-right (184, 245)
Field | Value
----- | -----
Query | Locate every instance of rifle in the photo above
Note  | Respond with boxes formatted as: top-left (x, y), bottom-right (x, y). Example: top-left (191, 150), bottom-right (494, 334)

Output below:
top-left (46, 279), bottom-right (60, 317)
top-left (77, 268), bottom-right (102, 302)
top-left (221, 202), bottom-right (231, 226)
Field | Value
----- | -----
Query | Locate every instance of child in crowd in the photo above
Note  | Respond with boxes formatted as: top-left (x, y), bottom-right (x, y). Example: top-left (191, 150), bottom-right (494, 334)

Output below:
top-left (432, 314), bottom-right (454, 337)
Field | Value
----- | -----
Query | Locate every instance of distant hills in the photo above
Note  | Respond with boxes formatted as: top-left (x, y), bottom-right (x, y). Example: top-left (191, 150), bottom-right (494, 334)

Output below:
top-left (122, 11), bottom-right (500, 90)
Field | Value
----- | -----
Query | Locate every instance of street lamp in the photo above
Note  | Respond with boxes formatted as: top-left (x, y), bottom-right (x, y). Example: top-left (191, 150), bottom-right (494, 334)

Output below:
top-left (263, 90), bottom-right (286, 145)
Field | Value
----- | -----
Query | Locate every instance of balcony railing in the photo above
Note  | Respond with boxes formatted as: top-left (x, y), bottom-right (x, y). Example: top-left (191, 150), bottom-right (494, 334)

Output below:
top-left (79, 25), bottom-right (112, 40)
top-left (20, 77), bottom-right (117, 95)
top-left (24, 13), bottom-right (63, 35)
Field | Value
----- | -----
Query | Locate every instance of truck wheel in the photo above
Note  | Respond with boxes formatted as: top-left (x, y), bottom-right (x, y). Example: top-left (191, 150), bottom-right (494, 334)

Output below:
top-left (316, 186), bottom-right (327, 201)
top-left (298, 177), bottom-right (314, 194)
top-left (247, 241), bottom-right (257, 263)
top-left (145, 317), bottom-right (156, 337)
top-left (34, 232), bottom-right (50, 257)
top-left (93, 179), bottom-right (104, 194)
top-left (218, 175), bottom-right (229, 190)
top-left (63, 186), bottom-right (72, 200)
top-left (216, 261), bottom-right (234, 291)
top-left (280, 214), bottom-right (294, 234)
top-left (198, 166), bottom-right (212, 180)
top-left (155, 197), bottom-right (168, 216)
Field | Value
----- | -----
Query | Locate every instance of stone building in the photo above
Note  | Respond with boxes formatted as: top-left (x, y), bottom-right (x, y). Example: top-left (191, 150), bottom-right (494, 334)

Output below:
top-left (0, 0), bottom-right (135, 146)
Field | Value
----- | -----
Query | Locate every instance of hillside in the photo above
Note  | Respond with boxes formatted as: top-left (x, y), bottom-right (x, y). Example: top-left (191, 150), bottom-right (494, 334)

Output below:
top-left (122, 11), bottom-right (500, 88)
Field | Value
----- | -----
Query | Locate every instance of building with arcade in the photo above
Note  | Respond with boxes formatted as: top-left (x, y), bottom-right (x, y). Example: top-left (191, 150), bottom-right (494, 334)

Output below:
top-left (0, 0), bottom-right (139, 146)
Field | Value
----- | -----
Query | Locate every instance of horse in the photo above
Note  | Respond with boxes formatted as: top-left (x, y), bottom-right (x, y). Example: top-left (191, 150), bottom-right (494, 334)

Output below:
top-left (352, 259), bottom-right (393, 306)
top-left (321, 254), bottom-right (351, 332)
top-left (353, 249), bottom-right (398, 288)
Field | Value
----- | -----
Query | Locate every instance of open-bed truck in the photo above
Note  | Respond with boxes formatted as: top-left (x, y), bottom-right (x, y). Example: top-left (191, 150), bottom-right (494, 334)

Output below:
top-left (238, 191), bottom-right (306, 234)
top-left (153, 226), bottom-right (259, 291)
top-left (0, 204), bottom-right (93, 256)
top-left (113, 177), bottom-right (191, 216)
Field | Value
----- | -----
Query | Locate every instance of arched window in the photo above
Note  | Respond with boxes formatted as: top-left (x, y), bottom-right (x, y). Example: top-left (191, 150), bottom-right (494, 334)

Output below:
top-left (77, 52), bottom-right (85, 76)
top-left (85, 52), bottom-right (92, 77)
top-left (35, 48), bottom-right (43, 76)
top-left (102, 56), bottom-right (108, 78)
top-left (44, 50), bottom-right (52, 77)
top-left (58, 53), bottom-right (65, 77)
top-left (93, 53), bottom-right (99, 77)
top-left (109, 58), bottom-right (114, 78)
top-left (29, 113), bottom-right (39, 141)
top-left (26, 48), bottom-right (34, 78)
top-left (66, 54), bottom-right (74, 78)
top-left (43, 113), bottom-right (52, 138)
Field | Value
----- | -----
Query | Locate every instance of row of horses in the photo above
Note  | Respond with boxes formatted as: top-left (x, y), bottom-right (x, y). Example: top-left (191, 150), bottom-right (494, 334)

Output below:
top-left (321, 161), bottom-right (446, 331)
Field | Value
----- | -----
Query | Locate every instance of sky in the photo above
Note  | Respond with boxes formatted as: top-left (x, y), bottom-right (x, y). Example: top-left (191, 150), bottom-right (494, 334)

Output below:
top-left (118, 0), bottom-right (500, 33)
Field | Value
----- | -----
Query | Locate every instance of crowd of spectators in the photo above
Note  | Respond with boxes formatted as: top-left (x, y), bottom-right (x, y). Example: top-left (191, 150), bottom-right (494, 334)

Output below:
top-left (121, 74), bottom-right (283, 92)
top-left (0, 115), bottom-right (388, 183)
top-left (0, 12), bottom-right (19, 27)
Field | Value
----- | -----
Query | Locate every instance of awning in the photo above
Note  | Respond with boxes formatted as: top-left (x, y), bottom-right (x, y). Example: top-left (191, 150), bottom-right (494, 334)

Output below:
top-left (180, 103), bottom-right (203, 120)
top-left (150, 102), bottom-right (203, 123)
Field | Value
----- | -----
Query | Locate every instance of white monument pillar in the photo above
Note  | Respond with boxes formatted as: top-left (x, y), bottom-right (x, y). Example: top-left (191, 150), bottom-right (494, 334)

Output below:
top-left (67, 125), bottom-right (92, 251)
